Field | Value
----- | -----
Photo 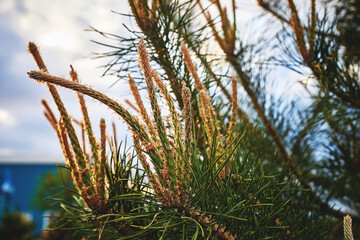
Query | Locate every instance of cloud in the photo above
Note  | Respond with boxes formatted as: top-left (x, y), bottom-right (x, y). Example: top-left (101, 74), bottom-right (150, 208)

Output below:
top-left (0, 0), bottom-right (133, 160)
top-left (39, 31), bottom-right (76, 50)
top-left (0, 148), bottom-right (14, 157)
top-left (0, 109), bottom-right (16, 127)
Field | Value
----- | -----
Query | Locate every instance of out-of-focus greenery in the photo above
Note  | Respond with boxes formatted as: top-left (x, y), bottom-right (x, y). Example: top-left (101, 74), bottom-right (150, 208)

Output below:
top-left (0, 211), bottom-right (37, 240)
top-left (32, 167), bottom-right (74, 212)
top-left (32, 167), bottom-right (80, 239)
top-left (336, 0), bottom-right (360, 61)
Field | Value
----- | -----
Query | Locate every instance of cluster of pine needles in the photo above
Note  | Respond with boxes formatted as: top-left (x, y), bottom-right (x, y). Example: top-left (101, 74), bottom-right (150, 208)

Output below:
top-left (26, 36), bottom-right (355, 239)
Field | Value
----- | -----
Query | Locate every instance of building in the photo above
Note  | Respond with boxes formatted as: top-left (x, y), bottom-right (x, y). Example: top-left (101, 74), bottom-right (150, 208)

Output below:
top-left (0, 156), bottom-right (62, 236)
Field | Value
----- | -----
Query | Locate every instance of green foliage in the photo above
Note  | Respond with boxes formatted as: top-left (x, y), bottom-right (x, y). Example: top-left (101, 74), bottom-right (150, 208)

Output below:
top-left (31, 167), bottom-right (80, 239)
top-left (0, 211), bottom-right (37, 240)
top-left (335, 0), bottom-right (360, 61)
top-left (26, 0), bottom-right (360, 239)
top-left (32, 167), bottom-right (74, 212)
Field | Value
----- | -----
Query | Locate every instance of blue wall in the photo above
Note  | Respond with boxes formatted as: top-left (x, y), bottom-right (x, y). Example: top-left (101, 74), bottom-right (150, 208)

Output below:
top-left (0, 163), bottom-right (57, 234)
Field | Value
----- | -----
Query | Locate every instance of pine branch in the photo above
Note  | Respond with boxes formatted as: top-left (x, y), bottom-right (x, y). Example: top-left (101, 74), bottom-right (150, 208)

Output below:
top-left (198, 1), bottom-right (360, 223)
top-left (27, 1), bottom-right (360, 237)
top-left (257, 0), bottom-right (340, 40)
top-left (227, 53), bottom-right (305, 182)
top-left (194, 4), bottom-right (307, 186)
top-left (28, 70), bottom-right (148, 142)
top-left (28, 40), bottom-right (252, 238)
top-left (28, 42), bottom-right (94, 193)
top-left (311, 66), bottom-right (360, 108)
top-left (344, 215), bottom-right (355, 240)
top-left (128, 0), bottom-right (184, 109)
top-left (182, 36), bottom-right (253, 129)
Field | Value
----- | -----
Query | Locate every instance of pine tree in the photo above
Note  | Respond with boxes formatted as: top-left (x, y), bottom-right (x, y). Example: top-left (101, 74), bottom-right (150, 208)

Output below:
top-left (26, 0), bottom-right (359, 239)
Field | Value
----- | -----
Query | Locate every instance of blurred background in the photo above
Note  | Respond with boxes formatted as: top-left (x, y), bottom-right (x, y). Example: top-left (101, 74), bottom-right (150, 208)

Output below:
top-left (0, 0), bottom-right (130, 238)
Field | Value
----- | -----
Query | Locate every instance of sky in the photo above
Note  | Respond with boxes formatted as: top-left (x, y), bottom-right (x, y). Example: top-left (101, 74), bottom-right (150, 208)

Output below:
top-left (0, 0), bottom-right (132, 162)
top-left (0, 0), bottom-right (308, 163)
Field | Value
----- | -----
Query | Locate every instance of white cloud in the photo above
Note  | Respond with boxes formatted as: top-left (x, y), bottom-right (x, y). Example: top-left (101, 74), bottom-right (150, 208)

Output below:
top-left (0, 148), bottom-right (14, 156)
top-left (39, 31), bottom-right (76, 50)
top-left (0, 109), bottom-right (16, 127)
top-left (2, 0), bottom-right (129, 73)
top-left (0, 0), bottom-right (133, 159)
top-left (0, 1), bottom-right (15, 15)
